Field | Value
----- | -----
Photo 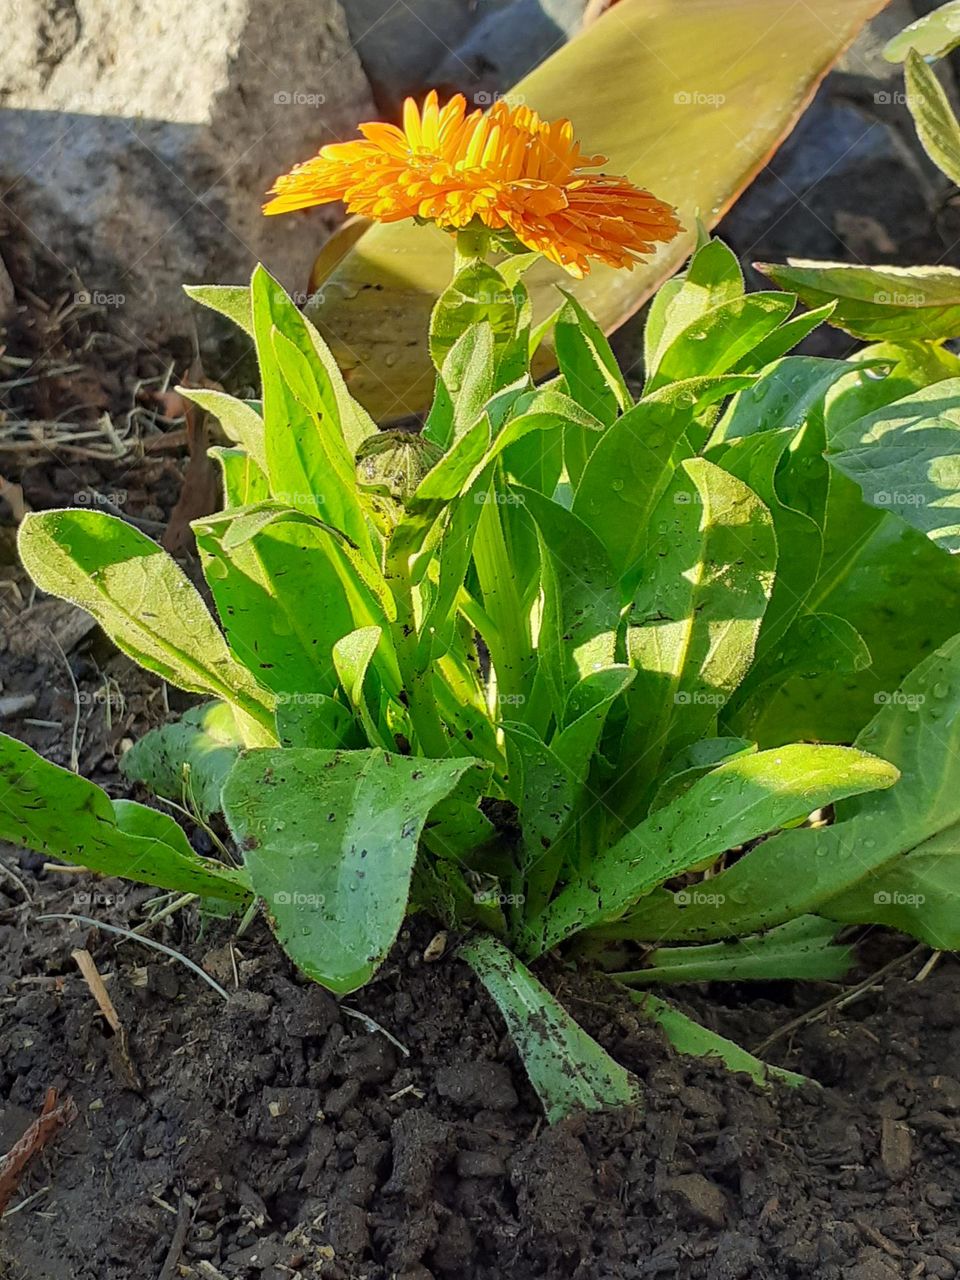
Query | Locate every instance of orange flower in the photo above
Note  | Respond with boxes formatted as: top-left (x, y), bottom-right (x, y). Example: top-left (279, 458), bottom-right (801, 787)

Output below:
top-left (264, 92), bottom-right (681, 277)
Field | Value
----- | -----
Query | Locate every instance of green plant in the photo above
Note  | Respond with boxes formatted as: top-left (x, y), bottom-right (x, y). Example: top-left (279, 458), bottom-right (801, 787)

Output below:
top-left (7, 220), bottom-right (960, 1118)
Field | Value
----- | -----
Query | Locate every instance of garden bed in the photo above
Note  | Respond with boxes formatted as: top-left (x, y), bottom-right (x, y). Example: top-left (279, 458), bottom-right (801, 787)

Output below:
top-left (2, 876), bottom-right (959, 1280)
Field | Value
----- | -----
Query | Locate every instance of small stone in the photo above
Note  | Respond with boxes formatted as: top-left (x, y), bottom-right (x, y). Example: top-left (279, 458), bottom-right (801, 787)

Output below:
top-left (663, 1173), bottom-right (726, 1229)
top-left (423, 931), bottom-right (447, 962)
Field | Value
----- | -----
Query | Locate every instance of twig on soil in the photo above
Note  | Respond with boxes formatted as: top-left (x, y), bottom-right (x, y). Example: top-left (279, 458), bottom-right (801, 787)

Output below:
top-left (752, 945), bottom-right (925, 1057)
top-left (38, 913), bottom-right (231, 1000)
top-left (913, 950), bottom-right (943, 983)
top-left (156, 1191), bottom-right (195, 1280)
top-left (71, 947), bottom-right (142, 1088)
top-left (0, 1089), bottom-right (78, 1216)
top-left (341, 1007), bottom-right (411, 1057)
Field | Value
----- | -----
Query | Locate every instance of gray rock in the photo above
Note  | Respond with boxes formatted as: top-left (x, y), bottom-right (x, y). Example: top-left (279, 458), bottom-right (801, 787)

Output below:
top-left (0, 0), bottom-right (375, 341)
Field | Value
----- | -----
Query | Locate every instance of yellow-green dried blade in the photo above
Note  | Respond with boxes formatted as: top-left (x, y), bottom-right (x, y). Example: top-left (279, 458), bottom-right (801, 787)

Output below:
top-left (305, 0), bottom-right (889, 420)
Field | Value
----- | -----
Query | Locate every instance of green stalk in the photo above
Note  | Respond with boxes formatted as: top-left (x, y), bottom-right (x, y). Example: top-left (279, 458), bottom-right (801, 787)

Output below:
top-left (454, 225), bottom-right (490, 270)
top-left (385, 530), bottom-right (449, 757)
top-left (472, 467), bottom-right (534, 707)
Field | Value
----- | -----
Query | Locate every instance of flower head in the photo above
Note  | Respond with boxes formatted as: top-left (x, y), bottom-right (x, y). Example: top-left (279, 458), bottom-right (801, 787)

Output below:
top-left (264, 92), bottom-right (681, 277)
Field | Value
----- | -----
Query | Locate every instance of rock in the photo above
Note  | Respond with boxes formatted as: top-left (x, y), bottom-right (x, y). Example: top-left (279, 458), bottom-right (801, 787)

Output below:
top-left (345, 0), bottom-right (588, 114)
top-left (0, 0), bottom-right (375, 341)
top-left (663, 1173), bottom-right (727, 1229)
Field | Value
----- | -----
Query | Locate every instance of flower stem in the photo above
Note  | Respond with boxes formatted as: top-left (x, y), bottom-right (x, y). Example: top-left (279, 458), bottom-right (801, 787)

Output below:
top-left (454, 226), bottom-right (490, 271)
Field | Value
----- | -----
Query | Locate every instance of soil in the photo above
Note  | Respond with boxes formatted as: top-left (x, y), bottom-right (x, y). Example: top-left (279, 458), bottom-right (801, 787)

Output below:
top-left (3, 166), bottom-right (960, 1280)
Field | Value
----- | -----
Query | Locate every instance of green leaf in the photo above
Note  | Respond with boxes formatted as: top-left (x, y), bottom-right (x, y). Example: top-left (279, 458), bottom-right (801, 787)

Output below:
top-left (629, 992), bottom-right (808, 1088)
top-left (521, 743), bottom-right (899, 957)
top-left (332, 626), bottom-right (389, 747)
top-left (647, 736), bottom-right (757, 813)
top-left (555, 290), bottom-right (631, 427)
top-left (423, 322), bottom-right (495, 449)
top-left (825, 377), bottom-right (960, 552)
top-left (884, 1), bottom-right (960, 61)
top-left (621, 635), bottom-right (960, 950)
top-left (223, 748), bottom-right (482, 993)
top-left (737, 302), bottom-right (836, 369)
top-left (460, 935), bottom-right (641, 1122)
top-left (615, 917), bottom-right (853, 984)
top-left (573, 377), bottom-right (754, 593)
top-left (516, 487), bottom-right (620, 721)
top-left (180, 388), bottom-right (268, 474)
top-left (504, 666), bottom-right (636, 908)
top-left (645, 293), bottom-right (796, 392)
top-left (710, 356), bottom-right (852, 446)
top-left (905, 46), bottom-right (960, 185)
top-left (121, 702), bottom-right (242, 819)
top-left (0, 732), bottom-right (250, 901)
top-left (644, 238), bottom-right (744, 380)
top-left (209, 447), bottom-right (270, 507)
top-left (254, 277), bottom-right (373, 556)
top-left (614, 458), bottom-right (776, 805)
top-left (183, 283), bottom-right (254, 338)
top-left (756, 260), bottom-right (960, 342)
top-left (18, 509), bottom-right (275, 738)
top-left (193, 505), bottom-right (395, 701)
top-left (430, 261), bottom-right (522, 371)
top-left (748, 344), bottom-right (960, 743)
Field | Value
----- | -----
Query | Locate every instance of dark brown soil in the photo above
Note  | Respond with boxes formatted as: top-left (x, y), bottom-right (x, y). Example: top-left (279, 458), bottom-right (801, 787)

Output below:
top-left (2, 866), bottom-right (960, 1280)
